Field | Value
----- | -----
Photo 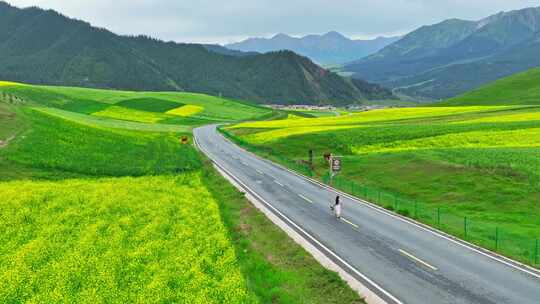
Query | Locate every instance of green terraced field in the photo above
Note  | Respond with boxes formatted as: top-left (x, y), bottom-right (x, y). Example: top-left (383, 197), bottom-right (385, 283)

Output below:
top-left (226, 105), bottom-right (540, 266)
top-left (0, 82), bottom-right (361, 303)
top-left (116, 98), bottom-right (183, 112)
top-left (35, 107), bottom-right (192, 133)
top-left (92, 106), bottom-right (168, 123)
top-left (0, 82), bottom-right (272, 122)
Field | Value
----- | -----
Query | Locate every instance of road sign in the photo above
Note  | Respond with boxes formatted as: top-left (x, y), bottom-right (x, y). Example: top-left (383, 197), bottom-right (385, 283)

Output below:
top-left (332, 158), bottom-right (341, 172)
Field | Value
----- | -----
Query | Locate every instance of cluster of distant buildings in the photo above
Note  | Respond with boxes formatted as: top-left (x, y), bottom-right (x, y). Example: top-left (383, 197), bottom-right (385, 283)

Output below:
top-left (268, 104), bottom-right (335, 111)
top-left (267, 104), bottom-right (389, 112)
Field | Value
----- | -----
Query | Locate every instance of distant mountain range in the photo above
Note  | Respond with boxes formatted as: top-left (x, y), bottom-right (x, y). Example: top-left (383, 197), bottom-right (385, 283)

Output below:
top-left (345, 7), bottom-right (540, 100)
top-left (226, 32), bottom-right (401, 65)
top-left (0, 2), bottom-right (393, 105)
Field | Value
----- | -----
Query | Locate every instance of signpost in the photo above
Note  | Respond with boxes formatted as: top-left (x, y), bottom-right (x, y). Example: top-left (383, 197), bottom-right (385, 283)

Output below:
top-left (332, 158), bottom-right (341, 172)
top-left (328, 154), bottom-right (342, 186)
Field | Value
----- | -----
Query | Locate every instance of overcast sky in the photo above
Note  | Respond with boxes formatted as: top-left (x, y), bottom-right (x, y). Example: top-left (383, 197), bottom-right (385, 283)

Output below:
top-left (7, 0), bottom-right (540, 44)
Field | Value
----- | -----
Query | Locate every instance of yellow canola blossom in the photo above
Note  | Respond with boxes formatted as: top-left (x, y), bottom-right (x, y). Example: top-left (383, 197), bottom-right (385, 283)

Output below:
top-left (0, 81), bottom-right (25, 87)
top-left (230, 106), bottom-right (514, 129)
top-left (353, 128), bottom-right (540, 154)
top-left (92, 106), bottom-right (166, 123)
top-left (167, 105), bottom-right (204, 117)
top-left (244, 125), bottom-right (359, 144)
top-left (0, 174), bottom-right (253, 303)
top-left (453, 111), bottom-right (540, 124)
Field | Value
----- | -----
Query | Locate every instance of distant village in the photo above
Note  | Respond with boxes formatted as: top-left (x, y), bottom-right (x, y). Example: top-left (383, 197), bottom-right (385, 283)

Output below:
top-left (267, 104), bottom-right (389, 112)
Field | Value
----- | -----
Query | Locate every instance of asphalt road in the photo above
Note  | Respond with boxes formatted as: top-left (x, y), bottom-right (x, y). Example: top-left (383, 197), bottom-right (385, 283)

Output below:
top-left (194, 125), bottom-right (540, 304)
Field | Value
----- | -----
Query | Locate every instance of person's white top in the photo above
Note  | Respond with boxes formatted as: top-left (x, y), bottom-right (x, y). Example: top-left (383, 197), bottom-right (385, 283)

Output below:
top-left (335, 203), bottom-right (342, 218)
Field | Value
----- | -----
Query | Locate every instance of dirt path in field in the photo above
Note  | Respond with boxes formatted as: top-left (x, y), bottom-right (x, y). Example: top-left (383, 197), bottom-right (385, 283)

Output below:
top-left (0, 135), bottom-right (15, 149)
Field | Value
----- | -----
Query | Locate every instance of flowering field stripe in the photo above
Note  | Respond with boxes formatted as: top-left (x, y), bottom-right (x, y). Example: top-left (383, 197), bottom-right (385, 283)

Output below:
top-left (166, 105), bottom-right (205, 117)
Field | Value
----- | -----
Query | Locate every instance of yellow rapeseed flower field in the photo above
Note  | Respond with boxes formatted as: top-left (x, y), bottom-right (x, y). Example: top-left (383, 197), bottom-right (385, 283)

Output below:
top-left (352, 128), bottom-right (540, 154)
top-left (0, 173), bottom-right (254, 303)
top-left (167, 105), bottom-right (204, 117)
top-left (92, 106), bottom-right (167, 123)
top-left (0, 81), bottom-right (24, 87)
top-left (230, 106), bottom-right (513, 129)
top-left (244, 125), bottom-right (360, 144)
top-left (454, 110), bottom-right (540, 124)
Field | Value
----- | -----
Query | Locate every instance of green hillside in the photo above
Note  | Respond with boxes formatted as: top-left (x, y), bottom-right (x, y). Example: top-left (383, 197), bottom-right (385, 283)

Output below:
top-left (0, 85), bottom-right (361, 303)
top-left (441, 67), bottom-right (540, 106)
top-left (0, 81), bottom-right (272, 129)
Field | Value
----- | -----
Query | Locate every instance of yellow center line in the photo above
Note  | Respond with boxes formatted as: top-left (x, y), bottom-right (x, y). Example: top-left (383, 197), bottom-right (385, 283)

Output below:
top-left (399, 249), bottom-right (438, 271)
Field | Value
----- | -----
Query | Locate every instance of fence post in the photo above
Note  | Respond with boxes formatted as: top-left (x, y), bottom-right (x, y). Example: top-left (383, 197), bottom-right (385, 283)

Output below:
top-left (437, 207), bottom-right (441, 227)
top-left (535, 239), bottom-right (539, 265)
top-left (495, 227), bottom-right (499, 251)
top-left (464, 217), bottom-right (468, 239)
top-left (363, 185), bottom-right (367, 198)
top-left (366, 187), bottom-right (369, 200)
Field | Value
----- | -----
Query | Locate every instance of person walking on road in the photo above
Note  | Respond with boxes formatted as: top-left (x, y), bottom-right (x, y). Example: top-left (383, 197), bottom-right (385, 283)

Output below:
top-left (332, 195), bottom-right (342, 219)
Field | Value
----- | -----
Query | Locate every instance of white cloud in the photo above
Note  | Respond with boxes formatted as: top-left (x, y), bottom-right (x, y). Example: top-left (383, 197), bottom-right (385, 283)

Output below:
top-left (6, 0), bottom-right (540, 44)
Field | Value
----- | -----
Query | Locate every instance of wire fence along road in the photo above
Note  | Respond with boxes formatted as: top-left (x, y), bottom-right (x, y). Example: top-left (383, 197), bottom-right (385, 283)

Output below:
top-left (220, 127), bottom-right (540, 269)
top-left (197, 125), bottom-right (540, 304)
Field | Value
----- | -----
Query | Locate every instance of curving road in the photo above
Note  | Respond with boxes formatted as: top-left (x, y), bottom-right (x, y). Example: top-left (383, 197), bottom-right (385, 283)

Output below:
top-left (194, 125), bottom-right (540, 304)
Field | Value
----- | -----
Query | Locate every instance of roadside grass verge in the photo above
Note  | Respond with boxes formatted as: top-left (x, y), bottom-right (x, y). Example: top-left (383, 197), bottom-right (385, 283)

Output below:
top-left (201, 159), bottom-right (363, 304)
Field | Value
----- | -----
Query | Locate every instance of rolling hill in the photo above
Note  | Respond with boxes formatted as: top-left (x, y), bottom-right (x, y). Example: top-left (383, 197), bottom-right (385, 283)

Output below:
top-left (440, 67), bottom-right (540, 106)
top-left (0, 83), bottom-right (361, 303)
top-left (0, 2), bottom-right (393, 105)
top-left (226, 31), bottom-right (400, 65)
top-left (0, 81), bottom-right (273, 130)
top-left (344, 6), bottom-right (540, 100)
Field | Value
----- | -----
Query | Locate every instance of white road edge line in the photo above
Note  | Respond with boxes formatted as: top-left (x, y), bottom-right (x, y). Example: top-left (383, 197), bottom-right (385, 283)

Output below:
top-left (219, 134), bottom-right (540, 280)
top-left (341, 217), bottom-right (359, 229)
top-left (399, 249), bottom-right (438, 271)
top-left (299, 194), bottom-right (314, 204)
top-left (194, 132), bottom-right (403, 304)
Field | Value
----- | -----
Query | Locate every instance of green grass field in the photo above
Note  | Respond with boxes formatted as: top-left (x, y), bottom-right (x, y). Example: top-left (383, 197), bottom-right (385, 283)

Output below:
top-left (226, 105), bottom-right (540, 267)
top-left (0, 82), bottom-right (272, 123)
top-left (442, 67), bottom-right (540, 106)
top-left (0, 82), bottom-right (361, 303)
